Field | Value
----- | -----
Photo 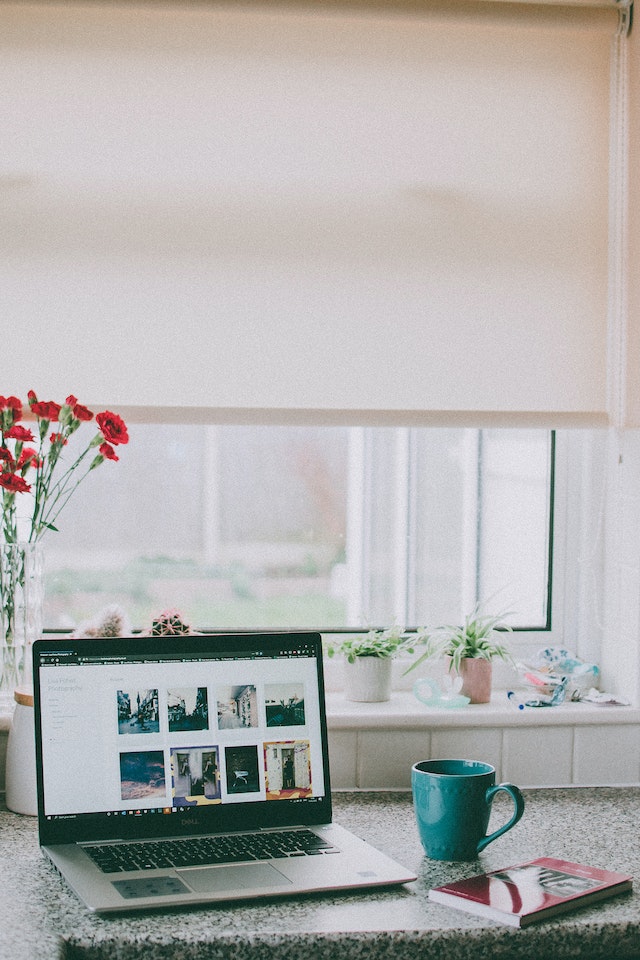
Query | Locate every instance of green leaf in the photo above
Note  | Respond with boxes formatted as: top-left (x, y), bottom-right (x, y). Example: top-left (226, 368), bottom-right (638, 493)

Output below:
top-left (403, 601), bottom-right (515, 675)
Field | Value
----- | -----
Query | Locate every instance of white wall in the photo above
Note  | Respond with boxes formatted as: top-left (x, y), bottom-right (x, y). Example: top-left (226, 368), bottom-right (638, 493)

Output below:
top-left (599, 431), bottom-right (640, 706)
top-left (602, 20), bottom-right (640, 704)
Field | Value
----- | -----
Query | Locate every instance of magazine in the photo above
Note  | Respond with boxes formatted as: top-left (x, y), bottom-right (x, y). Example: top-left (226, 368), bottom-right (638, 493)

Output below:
top-left (429, 857), bottom-right (633, 927)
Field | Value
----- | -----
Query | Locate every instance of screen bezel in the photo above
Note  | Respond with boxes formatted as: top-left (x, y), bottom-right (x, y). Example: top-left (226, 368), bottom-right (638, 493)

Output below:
top-left (33, 631), bottom-right (332, 846)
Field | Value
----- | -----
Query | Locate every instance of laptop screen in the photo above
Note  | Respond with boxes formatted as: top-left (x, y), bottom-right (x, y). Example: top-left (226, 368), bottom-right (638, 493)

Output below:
top-left (33, 632), bottom-right (332, 845)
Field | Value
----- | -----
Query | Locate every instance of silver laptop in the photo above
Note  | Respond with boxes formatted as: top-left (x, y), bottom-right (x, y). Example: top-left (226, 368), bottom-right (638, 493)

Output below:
top-left (32, 631), bottom-right (416, 913)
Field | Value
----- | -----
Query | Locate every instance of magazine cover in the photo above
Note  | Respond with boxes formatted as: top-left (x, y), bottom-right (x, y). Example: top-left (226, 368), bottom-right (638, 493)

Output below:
top-left (429, 857), bottom-right (633, 927)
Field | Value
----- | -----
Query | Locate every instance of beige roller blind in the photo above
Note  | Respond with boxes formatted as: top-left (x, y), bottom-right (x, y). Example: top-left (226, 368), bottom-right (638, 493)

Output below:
top-left (0, 1), bottom-right (620, 425)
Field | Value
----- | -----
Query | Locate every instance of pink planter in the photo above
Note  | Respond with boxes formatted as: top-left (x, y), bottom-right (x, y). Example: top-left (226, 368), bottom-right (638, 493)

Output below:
top-left (449, 657), bottom-right (493, 704)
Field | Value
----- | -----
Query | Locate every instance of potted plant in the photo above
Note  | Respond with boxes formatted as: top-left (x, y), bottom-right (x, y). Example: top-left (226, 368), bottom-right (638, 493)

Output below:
top-left (326, 627), bottom-right (424, 702)
top-left (405, 604), bottom-right (514, 704)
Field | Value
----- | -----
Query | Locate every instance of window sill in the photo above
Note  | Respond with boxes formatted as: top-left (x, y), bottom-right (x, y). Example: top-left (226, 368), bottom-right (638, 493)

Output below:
top-left (325, 690), bottom-right (640, 729)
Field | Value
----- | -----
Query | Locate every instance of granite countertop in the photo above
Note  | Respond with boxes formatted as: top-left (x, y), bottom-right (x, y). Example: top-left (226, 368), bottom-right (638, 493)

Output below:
top-left (2, 789), bottom-right (640, 960)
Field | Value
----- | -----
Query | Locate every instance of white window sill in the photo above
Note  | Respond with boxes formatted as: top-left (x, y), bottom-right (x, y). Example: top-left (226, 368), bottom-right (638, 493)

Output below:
top-left (323, 656), bottom-right (639, 730)
top-left (325, 690), bottom-right (640, 729)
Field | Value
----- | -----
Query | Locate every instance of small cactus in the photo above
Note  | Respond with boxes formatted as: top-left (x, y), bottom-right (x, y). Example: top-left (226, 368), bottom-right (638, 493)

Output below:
top-left (151, 608), bottom-right (191, 636)
top-left (96, 604), bottom-right (131, 637)
top-left (71, 603), bottom-right (132, 638)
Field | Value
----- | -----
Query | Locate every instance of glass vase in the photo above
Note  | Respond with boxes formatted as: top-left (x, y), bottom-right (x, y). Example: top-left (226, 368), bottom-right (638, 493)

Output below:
top-left (0, 542), bottom-right (45, 709)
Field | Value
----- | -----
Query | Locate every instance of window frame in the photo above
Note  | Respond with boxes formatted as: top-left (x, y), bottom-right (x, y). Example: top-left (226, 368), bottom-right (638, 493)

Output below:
top-left (344, 426), bottom-right (557, 639)
top-left (41, 422), bottom-right (572, 655)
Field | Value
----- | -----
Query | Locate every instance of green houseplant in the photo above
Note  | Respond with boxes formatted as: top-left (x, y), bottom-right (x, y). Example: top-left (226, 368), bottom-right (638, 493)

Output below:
top-left (405, 604), bottom-right (514, 704)
top-left (327, 627), bottom-right (425, 702)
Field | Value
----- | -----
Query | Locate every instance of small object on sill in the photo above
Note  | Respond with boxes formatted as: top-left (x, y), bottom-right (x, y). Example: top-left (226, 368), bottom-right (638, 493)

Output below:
top-left (506, 678), bottom-right (567, 709)
top-left (517, 647), bottom-right (599, 701)
top-left (413, 676), bottom-right (470, 709)
top-left (506, 691), bottom-right (525, 711)
top-left (69, 603), bottom-right (132, 638)
top-left (151, 608), bottom-right (192, 636)
top-left (580, 687), bottom-right (631, 706)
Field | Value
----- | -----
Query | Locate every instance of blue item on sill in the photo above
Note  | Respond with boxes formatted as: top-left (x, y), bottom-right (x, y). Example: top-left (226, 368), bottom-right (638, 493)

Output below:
top-left (413, 676), bottom-right (470, 709)
top-left (507, 677), bottom-right (568, 709)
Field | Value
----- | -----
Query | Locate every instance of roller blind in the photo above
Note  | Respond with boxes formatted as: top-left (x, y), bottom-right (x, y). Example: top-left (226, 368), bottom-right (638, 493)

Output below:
top-left (0, 1), bottom-right (621, 424)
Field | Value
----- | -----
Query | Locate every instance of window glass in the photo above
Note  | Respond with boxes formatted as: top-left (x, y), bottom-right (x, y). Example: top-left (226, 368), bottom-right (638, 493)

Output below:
top-left (42, 426), bottom-right (552, 634)
top-left (477, 430), bottom-right (552, 626)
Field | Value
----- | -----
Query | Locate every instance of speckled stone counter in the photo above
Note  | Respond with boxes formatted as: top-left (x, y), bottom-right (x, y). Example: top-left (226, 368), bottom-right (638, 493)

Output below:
top-left (2, 789), bottom-right (640, 960)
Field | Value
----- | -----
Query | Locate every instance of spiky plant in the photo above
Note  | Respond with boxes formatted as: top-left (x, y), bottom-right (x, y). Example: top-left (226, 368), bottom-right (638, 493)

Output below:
top-left (94, 604), bottom-right (131, 638)
top-left (405, 603), bottom-right (514, 674)
top-left (151, 608), bottom-right (191, 637)
top-left (71, 603), bottom-right (131, 638)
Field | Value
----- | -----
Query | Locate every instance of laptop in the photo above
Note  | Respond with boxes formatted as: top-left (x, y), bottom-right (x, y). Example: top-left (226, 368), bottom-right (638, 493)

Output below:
top-left (32, 631), bottom-right (416, 913)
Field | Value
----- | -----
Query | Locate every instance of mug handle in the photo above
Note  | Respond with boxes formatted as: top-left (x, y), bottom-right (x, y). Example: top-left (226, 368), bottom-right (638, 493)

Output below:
top-left (477, 783), bottom-right (525, 854)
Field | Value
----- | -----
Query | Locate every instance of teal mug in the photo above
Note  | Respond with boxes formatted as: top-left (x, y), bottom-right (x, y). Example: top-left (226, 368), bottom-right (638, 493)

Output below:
top-left (412, 759), bottom-right (525, 861)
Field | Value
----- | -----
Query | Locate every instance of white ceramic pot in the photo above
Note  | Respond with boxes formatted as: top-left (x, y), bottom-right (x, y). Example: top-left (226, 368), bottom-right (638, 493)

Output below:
top-left (6, 685), bottom-right (37, 816)
top-left (343, 656), bottom-right (393, 702)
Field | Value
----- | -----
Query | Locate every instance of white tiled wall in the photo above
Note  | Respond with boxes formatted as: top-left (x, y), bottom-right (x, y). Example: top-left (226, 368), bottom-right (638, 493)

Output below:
top-left (430, 728), bottom-right (502, 772)
top-left (328, 718), bottom-right (640, 790)
top-left (502, 727), bottom-right (573, 786)
top-left (572, 725), bottom-right (640, 786)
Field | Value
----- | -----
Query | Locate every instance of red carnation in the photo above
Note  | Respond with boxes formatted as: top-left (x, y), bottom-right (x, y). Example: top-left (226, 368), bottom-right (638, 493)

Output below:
top-left (72, 402), bottom-right (93, 422)
top-left (5, 424), bottom-right (35, 442)
top-left (99, 442), bottom-right (119, 462)
top-left (6, 391), bottom-right (128, 539)
top-left (0, 396), bottom-right (23, 418)
top-left (0, 472), bottom-right (31, 493)
top-left (17, 447), bottom-right (40, 470)
top-left (31, 398), bottom-right (62, 421)
top-left (96, 411), bottom-right (129, 446)
top-left (60, 396), bottom-right (92, 422)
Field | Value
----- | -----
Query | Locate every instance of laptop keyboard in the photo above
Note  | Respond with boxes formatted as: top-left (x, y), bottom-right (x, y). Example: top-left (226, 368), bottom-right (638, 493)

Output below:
top-left (85, 829), bottom-right (339, 873)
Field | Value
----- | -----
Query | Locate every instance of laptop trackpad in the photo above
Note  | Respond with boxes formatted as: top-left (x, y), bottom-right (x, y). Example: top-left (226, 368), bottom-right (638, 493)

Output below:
top-left (179, 863), bottom-right (293, 893)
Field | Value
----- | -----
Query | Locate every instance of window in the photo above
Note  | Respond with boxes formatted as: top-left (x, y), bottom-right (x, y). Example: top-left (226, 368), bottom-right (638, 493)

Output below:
top-left (42, 426), bottom-right (554, 638)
